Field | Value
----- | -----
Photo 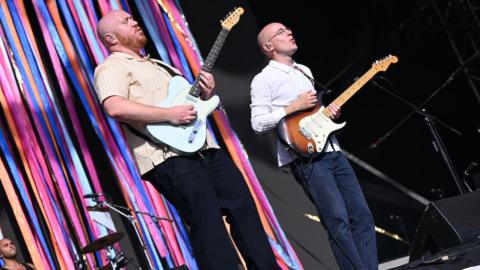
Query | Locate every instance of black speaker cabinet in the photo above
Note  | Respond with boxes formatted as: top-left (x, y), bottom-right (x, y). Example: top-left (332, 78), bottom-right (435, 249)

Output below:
top-left (409, 191), bottom-right (480, 261)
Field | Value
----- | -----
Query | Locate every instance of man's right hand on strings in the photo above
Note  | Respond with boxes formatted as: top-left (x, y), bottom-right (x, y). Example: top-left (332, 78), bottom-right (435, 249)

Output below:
top-left (285, 89), bottom-right (317, 115)
top-left (168, 104), bottom-right (197, 125)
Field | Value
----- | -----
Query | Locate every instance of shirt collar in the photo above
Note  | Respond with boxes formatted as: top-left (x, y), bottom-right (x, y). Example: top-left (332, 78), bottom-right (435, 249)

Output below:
top-left (268, 60), bottom-right (297, 73)
top-left (111, 51), bottom-right (151, 62)
top-left (268, 60), bottom-right (296, 73)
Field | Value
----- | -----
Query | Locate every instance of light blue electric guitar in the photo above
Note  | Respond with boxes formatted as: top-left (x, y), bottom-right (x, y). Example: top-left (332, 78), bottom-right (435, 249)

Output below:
top-left (146, 7), bottom-right (244, 154)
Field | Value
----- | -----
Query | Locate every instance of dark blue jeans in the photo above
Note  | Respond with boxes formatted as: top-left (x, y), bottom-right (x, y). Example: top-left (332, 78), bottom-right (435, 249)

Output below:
top-left (290, 151), bottom-right (378, 270)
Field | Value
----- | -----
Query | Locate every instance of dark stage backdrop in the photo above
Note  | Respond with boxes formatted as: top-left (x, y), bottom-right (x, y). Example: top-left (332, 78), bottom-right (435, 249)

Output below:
top-left (178, 0), bottom-right (480, 269)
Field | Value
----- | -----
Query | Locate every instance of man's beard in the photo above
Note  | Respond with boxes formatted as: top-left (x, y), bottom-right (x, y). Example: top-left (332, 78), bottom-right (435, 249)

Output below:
top-left (2, 252), bottom-right (17, 260)
top-left (118, 34), bottom-right (147, 50)
top-left (138, 35), bottom-right (147, 48)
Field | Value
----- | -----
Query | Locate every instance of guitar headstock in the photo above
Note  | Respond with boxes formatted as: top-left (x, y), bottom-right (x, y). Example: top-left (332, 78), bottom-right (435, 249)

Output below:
top-left (221, 7), bottom-right (244, 30)
top-left (372, 55), bottom-right (398, 72)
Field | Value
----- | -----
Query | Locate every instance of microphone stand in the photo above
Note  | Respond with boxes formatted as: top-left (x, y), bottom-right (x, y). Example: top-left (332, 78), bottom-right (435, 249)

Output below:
top-left (370, 80), bottom-right (466, 194)
top-left (103, 201), bottom-right (173, 222)
top-left (97, 200), bottom-right (155, 270)
top-left (368, 52), bottom-right (478, 150)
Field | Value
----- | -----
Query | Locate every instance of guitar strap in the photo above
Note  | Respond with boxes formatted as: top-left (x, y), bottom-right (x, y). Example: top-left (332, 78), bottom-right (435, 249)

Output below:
top-left (149, 58), bottom-right (182, 77)
top-left (293, 65), bottom-right (331, 94)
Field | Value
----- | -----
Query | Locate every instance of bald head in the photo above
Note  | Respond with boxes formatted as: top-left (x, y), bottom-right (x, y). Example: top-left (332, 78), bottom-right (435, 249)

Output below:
top-left (96, 10), bottom-right (147, 55)
top-left (97, 10), bottom-right (125, 45)
top-left (257, 22), bottom-right (297, 59)
top-left (257, 22), bottom-right (283, 49)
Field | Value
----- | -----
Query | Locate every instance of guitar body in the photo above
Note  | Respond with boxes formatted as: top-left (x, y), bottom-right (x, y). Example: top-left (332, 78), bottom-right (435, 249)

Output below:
top-left (277, 104), bottom-right (346, 157)
top-left (146, 76), bottom-right (220, 154)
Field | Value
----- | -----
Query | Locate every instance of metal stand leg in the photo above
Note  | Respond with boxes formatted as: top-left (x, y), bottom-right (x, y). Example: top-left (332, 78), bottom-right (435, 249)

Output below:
top-left (424, 113), bottom-right (465, 194)
top-left (104, 202), bottom-right (154, 270)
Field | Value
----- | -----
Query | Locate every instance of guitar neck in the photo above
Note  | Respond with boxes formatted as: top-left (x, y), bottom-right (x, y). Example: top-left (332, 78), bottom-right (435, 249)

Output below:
top-left (189, 28), bottom-right (230, 98)
top-left (330, 67), bottom-right (377, 108)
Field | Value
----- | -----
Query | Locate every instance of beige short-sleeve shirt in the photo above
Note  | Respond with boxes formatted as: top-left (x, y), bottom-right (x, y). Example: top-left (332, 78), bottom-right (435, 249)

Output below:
top-left (94, 52), bottom-right (219, 175)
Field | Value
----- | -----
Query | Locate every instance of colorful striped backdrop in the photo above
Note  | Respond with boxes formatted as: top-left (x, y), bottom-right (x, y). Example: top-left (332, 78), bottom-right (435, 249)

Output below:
top-left (0, 0), bottom-right (302, 269)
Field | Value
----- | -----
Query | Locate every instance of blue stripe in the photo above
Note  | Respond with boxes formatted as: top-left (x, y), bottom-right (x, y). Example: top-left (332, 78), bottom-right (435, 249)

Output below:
top-left (161, 11), bottom-right (193, 82)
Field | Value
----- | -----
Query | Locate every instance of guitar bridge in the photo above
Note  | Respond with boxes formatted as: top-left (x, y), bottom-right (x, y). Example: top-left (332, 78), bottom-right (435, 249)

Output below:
top-left (188, 120), bottom-right (202, 143)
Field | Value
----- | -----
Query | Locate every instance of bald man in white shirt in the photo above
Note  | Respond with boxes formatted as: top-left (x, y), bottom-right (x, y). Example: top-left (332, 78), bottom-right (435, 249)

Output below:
top-left (250, 22), bottom-right (378, 270)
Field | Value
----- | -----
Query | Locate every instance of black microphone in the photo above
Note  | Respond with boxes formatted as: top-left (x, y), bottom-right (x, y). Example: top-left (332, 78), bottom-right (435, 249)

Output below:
top-left (86, 203), bottom-right (109, 212)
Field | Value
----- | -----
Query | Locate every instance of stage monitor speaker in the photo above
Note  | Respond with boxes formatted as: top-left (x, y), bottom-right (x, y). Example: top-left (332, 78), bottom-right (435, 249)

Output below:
top-left (409, 191), bottom-right (480, 261)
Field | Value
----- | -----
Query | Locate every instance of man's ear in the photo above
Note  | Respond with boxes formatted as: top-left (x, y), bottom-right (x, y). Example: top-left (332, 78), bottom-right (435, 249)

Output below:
top-left (105, 33), bottom-right (116, 43)
top-left (263, 42), bottom-right (273, 52)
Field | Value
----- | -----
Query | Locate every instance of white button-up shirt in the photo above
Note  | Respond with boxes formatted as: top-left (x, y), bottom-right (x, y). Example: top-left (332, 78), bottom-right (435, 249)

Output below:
top-left (250, 60), bottom-right (340, 166)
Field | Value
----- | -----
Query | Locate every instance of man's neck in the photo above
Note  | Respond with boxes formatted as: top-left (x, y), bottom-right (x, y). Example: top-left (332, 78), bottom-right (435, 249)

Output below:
top-left (271, 54), bottom-right (294, 66)
top-left (110, 47), bottom-right (142, 58)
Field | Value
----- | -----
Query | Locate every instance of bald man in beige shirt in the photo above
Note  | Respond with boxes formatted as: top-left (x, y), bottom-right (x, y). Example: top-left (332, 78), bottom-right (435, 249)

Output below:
top-left (94, 10), bottom-right (279, 270)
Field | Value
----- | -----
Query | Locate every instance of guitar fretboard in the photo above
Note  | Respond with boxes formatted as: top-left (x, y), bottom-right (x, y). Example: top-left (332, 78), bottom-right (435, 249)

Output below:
top-left (189, 28), bottom-right (230, 98)
top-left (322, 68), bottom-right (377, 117)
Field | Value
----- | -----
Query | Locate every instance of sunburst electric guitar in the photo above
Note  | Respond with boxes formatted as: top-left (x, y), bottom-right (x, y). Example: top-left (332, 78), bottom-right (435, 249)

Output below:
top-left (146, 7), bottom-right (244, 154)
top-left (277, 55), bottom-right (398, 157)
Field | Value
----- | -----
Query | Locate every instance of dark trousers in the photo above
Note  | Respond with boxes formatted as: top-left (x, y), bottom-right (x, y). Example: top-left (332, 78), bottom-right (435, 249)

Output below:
top-left (290, 151), bottom-right (378, 270)
top-left (143, 149), bottom-right (279, 270)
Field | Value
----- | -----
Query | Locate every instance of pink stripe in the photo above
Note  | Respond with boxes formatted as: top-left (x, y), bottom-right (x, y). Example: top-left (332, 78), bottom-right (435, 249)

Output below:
top-left (0, 40), bottom-right (52, 270)
top-left (0, 57), bottom-right (74, 267)
top-left (166, 0), bottom-right (201, 65)
top-left (24, 3), bottom-right (98, 257)
top-left (97, 0), bottom-right (111, 16)
top-left (66, 0), bottom-right (102, 64)
top-left (146, 1), bottom-right (183, 70)
top-left (145, 182), bottom-right (185, 265)
top-left (6, 4), bottom-right (95, 266)
top-left (110, 145), bottom-right (169, 257)
top-left (217, 112), bottom-right (303, 266)
top-left (65, 0), bottom-right (87, 44)
top-left (34, 7), bottom-right (111, 267)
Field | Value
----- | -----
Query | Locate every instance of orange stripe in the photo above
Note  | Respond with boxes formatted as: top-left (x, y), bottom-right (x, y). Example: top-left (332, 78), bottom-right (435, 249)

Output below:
top-left (156, 0), bottom-right (200, 76)
top-left (16, 2), bottom-right (92, 246)
top-left (46, 0), bottom-right (101, 121)
top-left (0, 4), bottom-right (67, 267)
top-left (0, 156), bottom-right (45, 270)
top-left (212, 112), bottom-right (277, 239)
